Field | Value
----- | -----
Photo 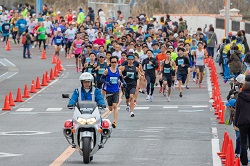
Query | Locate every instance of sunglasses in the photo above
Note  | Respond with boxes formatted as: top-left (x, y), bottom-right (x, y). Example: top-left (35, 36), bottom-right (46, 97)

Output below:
top-left (111, 61), bottom-right (117, 63)
top-left (99, 57), bottom-right (104, 58)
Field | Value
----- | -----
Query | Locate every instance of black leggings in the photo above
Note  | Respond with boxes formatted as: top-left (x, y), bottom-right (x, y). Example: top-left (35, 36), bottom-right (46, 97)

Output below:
top-left (12, 31), bottom-right (17, 43)
top-left (38, 39), bottom-right (46, 50)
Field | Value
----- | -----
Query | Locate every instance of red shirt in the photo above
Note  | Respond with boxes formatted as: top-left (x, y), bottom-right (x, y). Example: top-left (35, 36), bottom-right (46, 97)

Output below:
top-left (93, 38), bottom-right (106, 46)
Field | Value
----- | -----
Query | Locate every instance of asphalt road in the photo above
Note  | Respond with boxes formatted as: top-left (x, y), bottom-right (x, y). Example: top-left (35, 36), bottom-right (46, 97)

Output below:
top-left (0, 42), bottom-right (235, 166)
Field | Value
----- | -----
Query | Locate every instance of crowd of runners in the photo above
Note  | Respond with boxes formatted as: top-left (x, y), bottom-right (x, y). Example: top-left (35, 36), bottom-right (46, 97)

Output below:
top-left (1, 4), bottom-right (250, 157)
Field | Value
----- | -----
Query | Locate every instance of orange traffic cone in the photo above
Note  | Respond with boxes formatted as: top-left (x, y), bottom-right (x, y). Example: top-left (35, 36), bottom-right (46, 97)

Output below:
top-left (218, 102), bottom-right (225, 124)
top-left (50, 68), bottom-right (55, 80)
top-left (41, 50), bottom-right (46, 59)
top-left (41, 74), bottom-right (48, 86)
top-left (14, 88), bottom-right (24, 102)
top-left (56, 60), bottom-right (61, 72)
top-left (36, 76), bottom-right (42, 89)
top-left (2, 95), bottom-right (11, 111)
top-left (219, 134), bottom-right (229, 159)
top-left (22, 84), bottom-right (30, 98)
top-left (224, 139), bottom-right (234, 166)
top-left (30, 80), bottom-right (37, 93)
top-left (45, 71), bottom-right (50, 83)
top-left (234, 158), bottom-right (240, 166)
top-left (54, 66), bottom-right (59, 77)
top-left (5, 41), bottom-right (11, 51)
top-left (67, 53), bottom-right (71, 59)
top-left (51, 54), bottom-right (57, 64)
top-left (9, 91), bottom-right (15, 106)
top-left (217, 132), bottom-right (228, 156)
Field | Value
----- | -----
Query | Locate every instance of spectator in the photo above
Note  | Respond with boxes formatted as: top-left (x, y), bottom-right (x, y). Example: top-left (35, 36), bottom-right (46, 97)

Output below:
top-left (229, 44), bottom-right (242, 77)
top-left (203, 25), bottom-right (217, 58)
top-left (77, 7), bottom-right (85, 25)
top-left (241, 30), bottom-right (249, 53)
top-left (177, 17), bottom-right (187, 33)
top-left (87, 7), bottom-right (95, 23)
top-left (22, 29), bottom-right (32, 59)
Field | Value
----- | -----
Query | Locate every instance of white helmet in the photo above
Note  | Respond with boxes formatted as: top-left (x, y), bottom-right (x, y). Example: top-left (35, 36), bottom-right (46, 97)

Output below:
top-left (79, 72), bottom-right (94, 82)
top-left (236, 74), bottom-right (245, 83)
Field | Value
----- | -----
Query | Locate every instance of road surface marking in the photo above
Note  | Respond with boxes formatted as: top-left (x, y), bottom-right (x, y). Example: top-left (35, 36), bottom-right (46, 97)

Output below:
top-left (4, 58), bottom-right (16, 66)
top-left (16, 108), bottom-right (33, 112)
top-left (192, 105), bottom-right (208, 108)
top-left (134, 107), bottom-right (149, 110)
top-left (0, 131), bottom-right (51, 136)
top-left (0, 152), bottom-right (22, 158)
top-left (0, 60), bottom-right (6, 66)
top-left (163, 106), bottom-right (178, 109)
top-left (46, 108), bottom-right (62, 112)
top-left (211, 127), bottom-right (222, 166)
top-left (178, 110), bottom-right (204, 113)
top-left (6, 72), bottom-right (18, 79)
top-left (0, 112), bottom-right (8, 116)
top-left (0, 72), bottom-right (9, 78)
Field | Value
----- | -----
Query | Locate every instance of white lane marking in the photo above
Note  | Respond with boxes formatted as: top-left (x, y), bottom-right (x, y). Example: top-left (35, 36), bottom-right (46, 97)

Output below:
top-left (0, 60), bottom-right (6, 66)
top-left (4, 58), bottom-right (16, 67)
top-left (144, 139), bottom-right (160, 141)
top-left (65, 64), bottom-right (75, 67)
top-left (46, 108), bottom-right (62, 112)
top-left (163, 106), bottom-right (178, 109)
top-left (0, 72), bottom-right (9, 78)
top-left (0, 131), bottom-right (51, 136)
top-left (134, 107), bottom-right (149, 110)
top-left (6, 72), bottom-right (18, 79)
top-left (16, 108), bottom-right (33, 112)
top-left (138, 135), bottom-right (160, 138)
top-left (206, 67), bottom-right (213, 98)
top-left (211, 127), bottom-right (222, 166)
top-left (10, 112), bottom-right (37, 115)
top-left (120, 105), bottom-right (208, 107)
top-left (178, 110), bottom-right (204, 113)
top-left (0, 152), bottom-right (22, 158)
top-left (0, 112), bottom-right (8, 116)
top-left (192, 105), bottom-right (208, 108)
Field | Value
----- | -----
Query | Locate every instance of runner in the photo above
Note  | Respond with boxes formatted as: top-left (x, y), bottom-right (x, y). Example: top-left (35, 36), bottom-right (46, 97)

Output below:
top-left (192, 42), bottom-right (207, 87)
top-left (141, 50), bottom-right (158, 102)
top-left (65, 23), bottom-right (76, 57)
top-left (1, 18), bottom-right (10, 44)
top-left (176, 47), bottom-right (190, 97)
top-left (37, 22), bottom-right (47, 52)
top-left (101, 56), bottom-right (127, 128)
top-left (72, 33), bottom-right (84, 72)
top-left (53, 28), bottom-right (64, 57)
top-left (161, 51), bottom-right (176, 101)
top-left (156, 45), bottom-right (167, 93)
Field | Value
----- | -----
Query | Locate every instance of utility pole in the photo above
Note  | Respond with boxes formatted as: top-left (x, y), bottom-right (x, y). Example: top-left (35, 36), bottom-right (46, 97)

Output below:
top-left (36, 0), bottom-right (42, 15)
top-left (224, 0), bottom-right (230, 37)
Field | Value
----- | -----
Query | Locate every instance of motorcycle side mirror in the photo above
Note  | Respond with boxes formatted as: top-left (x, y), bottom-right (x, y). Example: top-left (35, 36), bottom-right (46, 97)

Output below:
top-left (62, 94), bottom-right (70, 98)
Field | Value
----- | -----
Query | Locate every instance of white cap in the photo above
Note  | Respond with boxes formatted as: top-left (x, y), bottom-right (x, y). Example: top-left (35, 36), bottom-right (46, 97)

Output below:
top-left (173, 33), bottom-right (178, 38)
top-left (72, 22), bottom-right (76, 24)
top-left (32, 13), bottom-right (36, 16)
top-left (120, 25), bottom-right (124, 28)
top-left (129, 49), bottom-right (135, 53)
top-left (57, 27), bottom-right (61, 31)
top-left (57, 11), bottom-right (61, 14)
top-left (139, 15), bottom-right (144, 19)
top-left (236, 74), bottom-right (245, 83)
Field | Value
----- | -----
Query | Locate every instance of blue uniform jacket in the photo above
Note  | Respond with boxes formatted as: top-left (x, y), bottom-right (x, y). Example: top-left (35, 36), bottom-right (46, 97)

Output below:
top-left (15, 19), bottom-right (27, 32)
top-left (68, 87), bottom-right (105, 106)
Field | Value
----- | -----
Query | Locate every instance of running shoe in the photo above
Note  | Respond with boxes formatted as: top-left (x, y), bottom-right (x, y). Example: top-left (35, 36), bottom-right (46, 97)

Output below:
top-left (186, 85), bottom-right (189, 89)
top-left (196, 79), bottom-right (199, 84)
top-left (134, 100), bottom-right (137, 106)
top-left (150, 95), bottom-right (153, 102)
top-left (155, 83), bottom-right (158, 86)
top-left (112, 122), bottom-right (116, 128)
top-left (192, 78), bottom-right (196, 82)
top-left (142, 89), bottom-right (146, 94)
top-left (163, 90), bottom-right (167, 96)
top-left (167, 96), bottom-right (170, 102)
top-left (179, 92), bottom-right (183, 97)
top-left (172, 86), bottom-right (175, 91)
top-left (146, 95), bottom-right (150, 100)
top-left (159, 88), bottom-right (162, 93)
top-left (126, 106), bottom-right (130, 112)
top-left (139, 88), bottom-right (143, 93)
top-left (223, 79), bottom-right (228, 84)
top-left (130, 112), bottom-right (135, 117)
top-left (76, 67), bottom-right (78, 72)
top-left (199, 83), bottom-right (202, 88)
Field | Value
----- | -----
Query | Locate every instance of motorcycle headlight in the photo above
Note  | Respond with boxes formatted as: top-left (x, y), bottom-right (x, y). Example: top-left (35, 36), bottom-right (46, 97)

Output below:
top-left (77, 118), bottom-right (87, 125)
top-left (87, 118), bottom-right (96, 125)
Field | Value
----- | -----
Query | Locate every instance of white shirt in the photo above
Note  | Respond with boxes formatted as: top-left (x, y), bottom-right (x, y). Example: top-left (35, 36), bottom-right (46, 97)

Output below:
top-left (140, 54), bottom-right (147, 62)
top-left (43, 20), bottom-right (53, 33)
top-left (112, 51), bottom-right (122, 60)
top-left (86, 28), bottom-right (96, 42)
top-left (195, 49), bottom-right (205, 66)
top-left (117, 19), bottom-right (126, 26)
top-left (65, 29), bottom-right (76, 41)
top-left (27, 22), bottom-right (36, 33)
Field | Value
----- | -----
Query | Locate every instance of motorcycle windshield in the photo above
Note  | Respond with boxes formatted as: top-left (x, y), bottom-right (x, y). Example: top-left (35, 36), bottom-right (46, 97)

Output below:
top-left (77, 101), bottom-right (97, 114)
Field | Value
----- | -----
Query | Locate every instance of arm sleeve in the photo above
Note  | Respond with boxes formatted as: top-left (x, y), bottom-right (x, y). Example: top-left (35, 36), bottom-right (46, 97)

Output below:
top-left (68, 89), bottom-right (79, 106)
top-left (95, 89), bottom-right (105, 106)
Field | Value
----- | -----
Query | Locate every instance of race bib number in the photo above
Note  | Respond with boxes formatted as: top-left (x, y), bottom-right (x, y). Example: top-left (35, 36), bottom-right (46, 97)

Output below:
top-left (87, 68), bottom-right (93, 74)
top-left (76, 44), bottom-right (82, 48)
top-left (147, 64), bottom-right (154, 69)
top-left (198, 57), bottom-right (203, 60)
top-left (20, 24), bottom-right (25, 28)
top-left (178, 59), bottom-right (184, 65)
top-left (160, 61), bottom-right (162, 66)
top-left (98, 68), bottom-right (105, 74)
top-left (56, 39), bottom-right (61, 43)
top-left (4, 25), bottom-right (9, 30)
top-left (89, 35), bottom-right (94, 41)
top-left (41, 31), bottom-right (46, 35)
top-left (126, 72), bottom-right (134, 79)
top-left (164, 67), bottom-right (171, 74)
top-left (110, 77), bottom-right (118, 84)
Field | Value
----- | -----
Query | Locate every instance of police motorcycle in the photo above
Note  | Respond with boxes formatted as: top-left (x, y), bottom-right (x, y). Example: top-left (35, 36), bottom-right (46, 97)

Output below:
top-left (62, 87), bottom-right (112, 164)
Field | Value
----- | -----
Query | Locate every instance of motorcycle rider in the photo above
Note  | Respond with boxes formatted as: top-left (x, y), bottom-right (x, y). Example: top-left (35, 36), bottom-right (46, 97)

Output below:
top-left (67, 72), bottom-right (106, 148)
